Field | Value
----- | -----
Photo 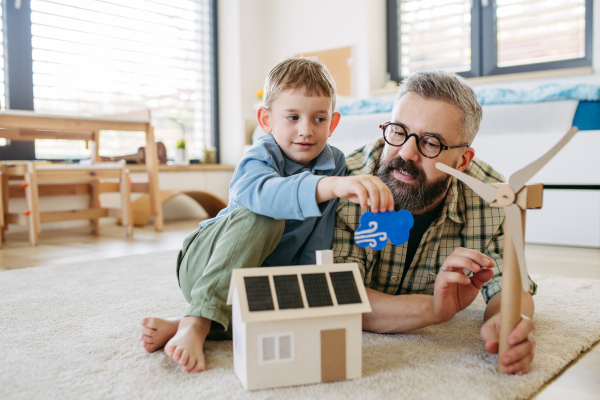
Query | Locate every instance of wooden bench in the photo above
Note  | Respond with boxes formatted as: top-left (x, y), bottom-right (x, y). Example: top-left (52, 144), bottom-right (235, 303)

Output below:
top-left (0, 110), bottom-right (163, 232)
top-left (1, 162), bottom-right (133, 246)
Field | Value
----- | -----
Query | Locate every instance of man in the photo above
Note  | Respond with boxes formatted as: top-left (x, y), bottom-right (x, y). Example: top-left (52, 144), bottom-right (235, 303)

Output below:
top-left (333, 71), bottom-right (537, 375)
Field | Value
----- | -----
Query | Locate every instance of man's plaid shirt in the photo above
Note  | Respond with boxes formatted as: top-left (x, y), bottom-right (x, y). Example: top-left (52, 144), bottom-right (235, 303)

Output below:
top-left (333, 138), bottom-right (537, 303)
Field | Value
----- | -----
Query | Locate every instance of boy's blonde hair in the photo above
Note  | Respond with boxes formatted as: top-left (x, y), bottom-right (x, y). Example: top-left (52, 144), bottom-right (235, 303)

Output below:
top-left (263, 57), bottom-right (337, 112)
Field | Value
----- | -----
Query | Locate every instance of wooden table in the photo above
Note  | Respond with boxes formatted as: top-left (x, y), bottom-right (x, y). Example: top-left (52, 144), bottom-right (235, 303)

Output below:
top-left (0, 110), bottom-right (163, 231)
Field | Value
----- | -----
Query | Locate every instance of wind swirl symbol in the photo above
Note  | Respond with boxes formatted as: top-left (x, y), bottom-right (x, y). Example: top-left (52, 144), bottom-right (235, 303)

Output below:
top-left (355, 221), bottom-right (388, 248)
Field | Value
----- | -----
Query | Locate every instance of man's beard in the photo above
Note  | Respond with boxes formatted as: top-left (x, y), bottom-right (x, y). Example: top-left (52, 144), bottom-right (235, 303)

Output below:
top-left (376, 156), bottom-right (454, 213)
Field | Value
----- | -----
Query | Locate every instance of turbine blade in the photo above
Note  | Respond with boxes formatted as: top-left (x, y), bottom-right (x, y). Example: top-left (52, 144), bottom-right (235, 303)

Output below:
top-left (436, 162), bottom-right (497, 203)
top-left (504, 204), bottom-right (530, 293)
top-left (509, 127), bottom-right (579, 193)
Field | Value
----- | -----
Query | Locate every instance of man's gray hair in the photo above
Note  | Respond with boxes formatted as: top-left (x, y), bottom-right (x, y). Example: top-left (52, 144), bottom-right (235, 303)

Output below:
top-left (394, 71), bottom-right (482, 144)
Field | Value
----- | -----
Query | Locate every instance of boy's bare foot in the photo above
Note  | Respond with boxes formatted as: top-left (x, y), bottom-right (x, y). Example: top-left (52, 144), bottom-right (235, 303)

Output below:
top-left (164, 316), bottom-right (212, 373)
top-left (140, 317), bottom-right (181, 353)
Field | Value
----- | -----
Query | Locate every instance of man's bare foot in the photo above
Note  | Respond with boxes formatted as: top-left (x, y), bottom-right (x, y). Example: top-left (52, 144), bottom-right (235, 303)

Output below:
top-left (164, 316), bottom-right (212, 373)
top-left (140, 317), bottom-right (181, 353)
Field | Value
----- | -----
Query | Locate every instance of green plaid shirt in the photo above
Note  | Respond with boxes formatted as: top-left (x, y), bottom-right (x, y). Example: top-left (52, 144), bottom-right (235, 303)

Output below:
top-left (333, 138), bottom-right (537, 303)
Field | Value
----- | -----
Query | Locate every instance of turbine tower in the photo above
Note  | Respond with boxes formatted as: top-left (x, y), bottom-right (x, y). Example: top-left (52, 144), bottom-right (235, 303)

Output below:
top-left (436, 126), bottom-right (578, 373)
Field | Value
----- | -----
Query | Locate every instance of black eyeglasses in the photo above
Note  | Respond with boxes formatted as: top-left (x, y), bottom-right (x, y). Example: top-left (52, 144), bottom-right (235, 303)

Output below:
top-left (379, 122), bottom-right (469, 159)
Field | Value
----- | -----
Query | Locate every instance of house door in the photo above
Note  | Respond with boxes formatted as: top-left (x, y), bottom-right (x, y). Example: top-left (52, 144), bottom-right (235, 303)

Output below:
top-left (321, 328), bottom-right (346, 382)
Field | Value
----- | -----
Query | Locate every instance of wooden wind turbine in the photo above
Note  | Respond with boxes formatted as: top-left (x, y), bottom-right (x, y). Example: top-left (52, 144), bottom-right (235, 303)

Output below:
top-left (436, 126), bottom-right (579, 373)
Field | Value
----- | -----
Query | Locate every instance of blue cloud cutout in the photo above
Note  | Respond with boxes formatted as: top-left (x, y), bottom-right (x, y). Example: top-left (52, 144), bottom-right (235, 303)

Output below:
top-left (354, 210), bottom-right (414, 250)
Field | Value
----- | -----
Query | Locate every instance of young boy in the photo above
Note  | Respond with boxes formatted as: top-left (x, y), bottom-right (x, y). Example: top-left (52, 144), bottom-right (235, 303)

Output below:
top-left (140, 57), bottom-right (393, 373)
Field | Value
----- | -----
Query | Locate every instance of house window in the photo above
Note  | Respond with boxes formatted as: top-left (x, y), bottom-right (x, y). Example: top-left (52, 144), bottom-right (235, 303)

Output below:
top-left (25, 0), bottom-right (217, 160)
top-left (258, 332), bottom-right (295, 364)
top-left (387, 0), bottom-right (593, 80)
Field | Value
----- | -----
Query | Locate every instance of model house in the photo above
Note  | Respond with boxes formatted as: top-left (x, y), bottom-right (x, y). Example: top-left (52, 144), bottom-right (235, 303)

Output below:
top-left (226, 251), bottom-right (371, 391)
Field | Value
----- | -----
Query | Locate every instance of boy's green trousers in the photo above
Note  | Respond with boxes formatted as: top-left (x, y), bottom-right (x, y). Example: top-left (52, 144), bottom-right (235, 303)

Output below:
top-left (176, 206), bottom-right (284, 339)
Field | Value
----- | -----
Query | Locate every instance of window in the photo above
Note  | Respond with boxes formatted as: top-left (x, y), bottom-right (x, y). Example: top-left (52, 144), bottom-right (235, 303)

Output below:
top-left (2, 0), bottom-right (217, 160)
top-left (0, 0), bottom-right (5, 147)
top-left (387, 0), bottom-right (593, 80)
top-left (0, 0), bottom-right (5, 112)
top-left (259, 332), bottom-right (295, 364)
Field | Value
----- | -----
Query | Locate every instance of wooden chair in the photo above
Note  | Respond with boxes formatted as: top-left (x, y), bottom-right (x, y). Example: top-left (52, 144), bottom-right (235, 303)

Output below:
top-left (1, 161), bottom-right (133, 246)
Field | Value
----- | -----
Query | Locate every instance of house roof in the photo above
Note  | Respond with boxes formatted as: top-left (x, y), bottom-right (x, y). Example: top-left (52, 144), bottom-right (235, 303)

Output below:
top-left (227, 263), bottom-right (372, 323)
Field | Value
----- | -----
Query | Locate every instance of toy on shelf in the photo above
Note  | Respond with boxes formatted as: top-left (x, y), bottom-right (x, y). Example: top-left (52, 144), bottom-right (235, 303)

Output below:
top-left (100, 142), bottom-right (168, 164)
top-left (435, 126), bottom-right (578, 374)
top-left (226, 250), bottom-right (371, 391)
top-left (355, 210), bottom-right (414, 250)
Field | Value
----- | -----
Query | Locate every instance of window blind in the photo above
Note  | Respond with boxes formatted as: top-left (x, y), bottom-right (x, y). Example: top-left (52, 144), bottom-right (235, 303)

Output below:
top-left (398, 0), bottom-right (472, 77)
top-left (0, 0), bottom-right (6, 112)
top-left (30, 0), bottom-right (214, 160)
top-left (496, 0), bottom-right (586, 68)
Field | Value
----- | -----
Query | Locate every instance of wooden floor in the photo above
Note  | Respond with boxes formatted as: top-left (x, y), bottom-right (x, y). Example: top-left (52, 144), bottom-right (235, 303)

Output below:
top-left (1, 221), bottom-right (599, 399)
top-left (0, 220), bottom-right (198, 271)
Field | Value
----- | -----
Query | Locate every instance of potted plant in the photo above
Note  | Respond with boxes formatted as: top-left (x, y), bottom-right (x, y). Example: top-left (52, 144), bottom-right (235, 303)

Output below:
top-left (169, 116), bottom-right (188, 165)
top-left (175, 139), bottom-right (188, 165)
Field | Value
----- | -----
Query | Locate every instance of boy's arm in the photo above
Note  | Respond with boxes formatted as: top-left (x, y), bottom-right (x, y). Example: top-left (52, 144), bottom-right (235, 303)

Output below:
top-left (316, 175), bottom-right (394, 214)
top-left (231, 157), bottom-right (323, 220)
top-left (233, 144), bottom-right (392, 220)
top-left (231, 140), bottom-right (338, 220)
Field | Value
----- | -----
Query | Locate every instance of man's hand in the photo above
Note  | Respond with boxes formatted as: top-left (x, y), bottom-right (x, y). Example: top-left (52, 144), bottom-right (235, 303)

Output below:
top-left (316, 175), bottom-right (394, 213)
top-left (480, 313), bottom-right (536, 375)
top-left (431, 247), bottom-right (495, 323)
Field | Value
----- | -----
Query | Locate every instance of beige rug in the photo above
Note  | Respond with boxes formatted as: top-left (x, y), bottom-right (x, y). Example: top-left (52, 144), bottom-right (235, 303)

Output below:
top-left (1, 250), bottom-right (598, 400)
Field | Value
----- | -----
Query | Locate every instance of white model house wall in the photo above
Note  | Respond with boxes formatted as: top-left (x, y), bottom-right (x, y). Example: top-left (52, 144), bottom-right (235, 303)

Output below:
top-left (238, 313), bottom-right (362, 391)
top-left (232, 288), bottom-right (247, 389)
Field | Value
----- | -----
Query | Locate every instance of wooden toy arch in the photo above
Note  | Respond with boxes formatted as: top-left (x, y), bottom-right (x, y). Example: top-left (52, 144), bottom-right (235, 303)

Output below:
top-left (130, 190), bottom-right (227, 226)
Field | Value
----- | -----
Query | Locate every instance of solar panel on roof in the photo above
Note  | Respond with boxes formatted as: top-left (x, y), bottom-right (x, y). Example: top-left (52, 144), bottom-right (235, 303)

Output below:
top-left (273, 275), bottom-right (304, 309)
top-left (244, 276), bottom-right (274, 312)
top-left (329, 271), bottom-right (362, 305)
top-left (301, 273), bottom-right (333, 308)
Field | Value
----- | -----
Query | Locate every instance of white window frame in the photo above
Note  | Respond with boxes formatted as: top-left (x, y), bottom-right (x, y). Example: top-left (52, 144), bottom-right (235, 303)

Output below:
top-left (258, 331), bottom-right (295, 364)
top-left (0, 0), bottom-right (218, 162)
top-left (387, 0), bottom-right (594, 80)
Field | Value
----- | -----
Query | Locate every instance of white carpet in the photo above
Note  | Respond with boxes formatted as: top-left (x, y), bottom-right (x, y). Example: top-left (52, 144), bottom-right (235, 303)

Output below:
top-left (1, 250), bottom-right (599, 400)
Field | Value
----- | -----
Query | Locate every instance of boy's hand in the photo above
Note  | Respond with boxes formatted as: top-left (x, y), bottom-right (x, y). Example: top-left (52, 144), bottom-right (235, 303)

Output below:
top-left (480, 313), bottom-right (536, 375)
top-left (317, 176), bottom-right (394, 213)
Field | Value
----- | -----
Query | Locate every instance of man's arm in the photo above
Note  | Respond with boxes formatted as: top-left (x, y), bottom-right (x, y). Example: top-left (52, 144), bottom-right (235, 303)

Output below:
top-left (332, 201), bottom-right (434, 332)
top-left (362, 247), bottom-right (496, 333)
top-left (362, 290), bottom-right (438, 333)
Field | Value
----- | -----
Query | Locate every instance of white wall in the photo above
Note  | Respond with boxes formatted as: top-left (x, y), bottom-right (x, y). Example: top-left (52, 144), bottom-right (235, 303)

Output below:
top-left (217, 0), bottom-right (387, 165)
top-left (259, 0), bottom-right (387, 98)
top-left (218, 0), bottom-right (600, 166)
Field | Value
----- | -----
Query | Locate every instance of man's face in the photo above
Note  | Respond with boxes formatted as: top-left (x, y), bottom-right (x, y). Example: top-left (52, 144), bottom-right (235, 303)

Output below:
top-left (377, 93), bottom-right (471, 214)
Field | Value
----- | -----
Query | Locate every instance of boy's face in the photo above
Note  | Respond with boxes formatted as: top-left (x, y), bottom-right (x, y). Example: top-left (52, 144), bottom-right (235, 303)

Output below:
top-left (258, 88), bottom-right (340, 167)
